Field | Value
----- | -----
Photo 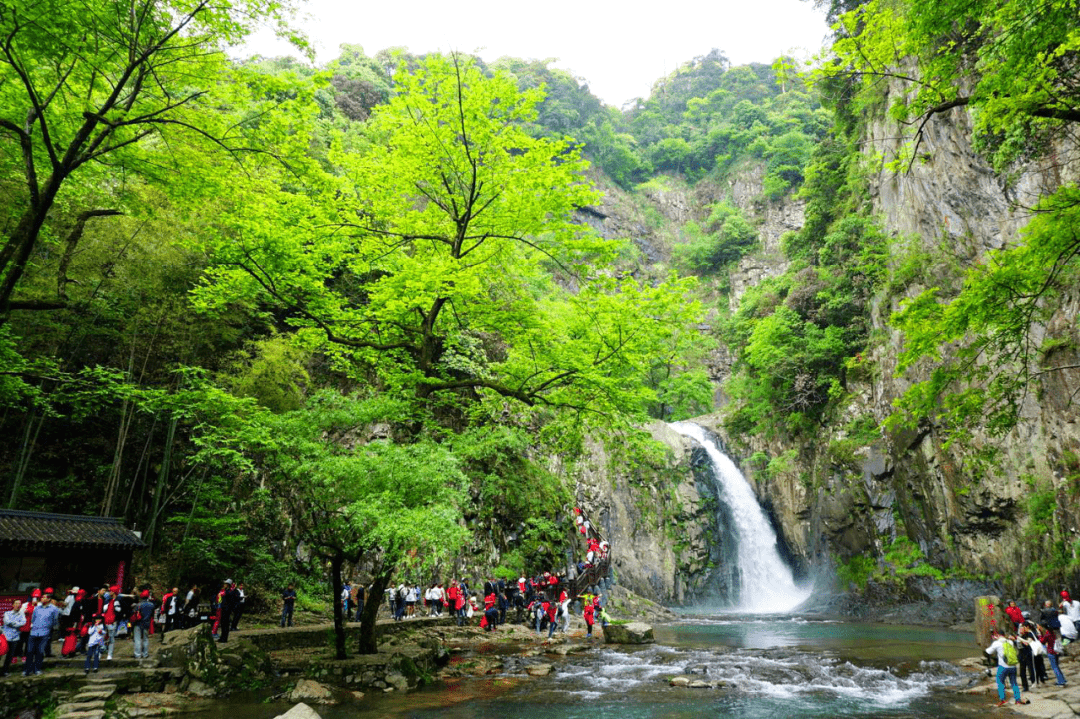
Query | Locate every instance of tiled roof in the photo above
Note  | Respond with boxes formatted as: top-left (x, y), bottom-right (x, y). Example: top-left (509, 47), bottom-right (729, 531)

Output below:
top-left (0, 509), bottom-right (146, 551)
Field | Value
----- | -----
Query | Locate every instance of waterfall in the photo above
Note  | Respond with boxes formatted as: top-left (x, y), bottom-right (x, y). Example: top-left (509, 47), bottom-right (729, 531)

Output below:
top-left (670, 421), bottom-right (812, 613)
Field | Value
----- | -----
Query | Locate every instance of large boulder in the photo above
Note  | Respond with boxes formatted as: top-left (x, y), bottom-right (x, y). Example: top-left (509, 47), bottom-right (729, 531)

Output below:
top-left (274, 703), bottom-right (323, 719)
top-left (602, 622), bottom-right (655, 644)
top-left (975, 596), bottom-right (1009, 648)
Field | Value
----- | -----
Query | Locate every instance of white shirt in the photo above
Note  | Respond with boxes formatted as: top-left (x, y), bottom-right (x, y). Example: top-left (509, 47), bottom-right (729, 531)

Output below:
top-left (1062, 599), bottom-right (1080, 622)
top-left (1059, 613), bottom-right (1078, 640)
top-left (985, 637), bottom-right (1013, 668)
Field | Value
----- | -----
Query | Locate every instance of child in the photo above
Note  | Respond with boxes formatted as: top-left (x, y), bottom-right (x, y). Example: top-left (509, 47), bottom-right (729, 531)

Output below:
top-left (85, 615), bottom-right (106, 674)
top-left (583, 600), bottom-right (595, 638)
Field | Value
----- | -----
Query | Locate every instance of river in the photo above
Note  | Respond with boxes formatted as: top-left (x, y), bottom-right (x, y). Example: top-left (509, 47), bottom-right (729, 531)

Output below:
top-left (185, 615), bottom-right (988, 719)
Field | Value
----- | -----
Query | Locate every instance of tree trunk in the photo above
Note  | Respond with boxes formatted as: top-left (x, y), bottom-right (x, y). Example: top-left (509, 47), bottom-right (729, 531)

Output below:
top-left (330, 550), bottom-right (346, 660)
top-left (358, 567), bottom-right (393, 655)
top-left (144, 412), bottom-right (177, 550)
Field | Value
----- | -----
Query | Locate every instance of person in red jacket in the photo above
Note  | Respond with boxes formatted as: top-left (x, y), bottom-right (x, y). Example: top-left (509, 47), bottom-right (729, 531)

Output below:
top-left (446, 582), bottom-right (460, 625)
top-left (583, 601), bottom-right (595, 638)
top-left (483, 592), bottom-right (498, 630)
top-left (1005, 601), bottom-right (1025, 630)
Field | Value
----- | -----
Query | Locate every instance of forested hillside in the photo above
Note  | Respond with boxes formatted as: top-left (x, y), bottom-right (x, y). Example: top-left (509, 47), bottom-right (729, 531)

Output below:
top-left (2, 0), bottom-right (1079, 612)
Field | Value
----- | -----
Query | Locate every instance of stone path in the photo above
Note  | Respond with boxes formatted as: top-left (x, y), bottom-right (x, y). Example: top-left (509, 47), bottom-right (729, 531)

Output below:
top-left (55, 675), bottom-right (117, 719)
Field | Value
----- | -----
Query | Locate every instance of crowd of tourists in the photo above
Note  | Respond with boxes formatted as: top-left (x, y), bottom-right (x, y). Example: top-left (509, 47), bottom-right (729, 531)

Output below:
top-left (330, 506), bottom-right (612, 639)
top-left (984, 590), bottom-right (1078, 706)
top-left (1, 580), bottom-right (247, 677)
top-left (1, 508), bottom-right (610, 678)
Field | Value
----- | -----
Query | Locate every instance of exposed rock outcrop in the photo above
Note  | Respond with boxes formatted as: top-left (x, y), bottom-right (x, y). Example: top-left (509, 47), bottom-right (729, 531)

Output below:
top-left (602, 622), bottom-right (655, 644)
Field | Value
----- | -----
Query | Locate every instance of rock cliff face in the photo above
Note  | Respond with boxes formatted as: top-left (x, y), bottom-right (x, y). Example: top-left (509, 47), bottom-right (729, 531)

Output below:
top-left (571, 103), bottom-right (1079, 610)
top-left (709, 104), bottom-right (1080, 600)
top-left (563, 422), bottom-right (712, 605)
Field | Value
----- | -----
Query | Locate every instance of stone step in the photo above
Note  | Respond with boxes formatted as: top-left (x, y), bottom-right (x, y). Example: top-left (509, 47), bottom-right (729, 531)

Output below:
top-left (56, 700), bottom-right (106, 714)
top-left (71, 687), bottom-right (116, 701)
top-left (56, 711), bottom-right (105, 719)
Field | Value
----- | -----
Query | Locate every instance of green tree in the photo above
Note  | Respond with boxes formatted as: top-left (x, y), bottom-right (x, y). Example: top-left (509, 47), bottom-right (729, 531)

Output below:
top-left (0, 0), bottom-right (300, 318)
top-left (257, 393), bottom-right (468, 657)
top-left (193, 53), bottom-right (704, 419)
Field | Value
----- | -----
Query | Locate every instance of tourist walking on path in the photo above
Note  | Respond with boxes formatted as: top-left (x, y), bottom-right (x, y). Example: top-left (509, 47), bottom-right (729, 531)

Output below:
top-left (133, 591), bottom-right (154, 659)
top-left (1, 599), bottom-right (26, 675)
top-left (84, 616), bottom-right (106, 673)
top-left (986, 630), bottom-right (1028, 707)
top-left (24, 591), bottom-right (60, 676)
top-left (281, 584), bottom-right (296, 627)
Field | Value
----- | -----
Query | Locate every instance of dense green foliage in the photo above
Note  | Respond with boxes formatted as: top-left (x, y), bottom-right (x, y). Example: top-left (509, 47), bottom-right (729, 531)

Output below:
top-left (0, 1), bottom-right (715, 653)
top-left (5, 0), bottom-right (1080, 622)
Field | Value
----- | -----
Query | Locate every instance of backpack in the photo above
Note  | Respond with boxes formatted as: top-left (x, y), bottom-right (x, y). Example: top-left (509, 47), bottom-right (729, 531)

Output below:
top-left (1002, 640), bottom-right (1019, 666)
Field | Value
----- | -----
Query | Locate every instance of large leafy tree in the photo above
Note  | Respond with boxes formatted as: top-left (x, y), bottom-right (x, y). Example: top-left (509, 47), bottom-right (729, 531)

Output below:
top-left (257, 393), bottom-right (468, 657)
top-left (193, 53), bottom-right (704, 420)
top-left (0, 0), bottom-right (299, 318)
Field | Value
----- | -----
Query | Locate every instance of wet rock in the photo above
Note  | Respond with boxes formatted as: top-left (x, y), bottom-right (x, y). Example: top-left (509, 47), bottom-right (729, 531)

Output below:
top-left (385, 673), bottom-right (409, 692)
top-left (525, 664), bottom-right (553, 677)
top-left (602, 622), bottom-right (655, 645)
top-left (670, 676), bottom-right (690, 687)
top-left (684, 664), bottom-right (709, 675)
top-left (688, 680), bottom-right (713, 689)
top-left (273, 703), bottom-right (323, 719)
top-left (185, 680), bottom-right (215, 698)
top-left (289, 679), bottom-right (336, 705)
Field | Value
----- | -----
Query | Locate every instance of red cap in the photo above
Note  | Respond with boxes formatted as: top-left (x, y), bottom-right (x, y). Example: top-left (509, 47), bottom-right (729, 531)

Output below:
top-left (44, 587), bottom-right (54, 594)
top-left (109, 585), bottom-right (119, 594)
top-left (1062, 591), bottom-right (1070, 598)
top-left (31, 588), bottom-right (42, 598)
top-left (140, 590), bottom-right (150, 598)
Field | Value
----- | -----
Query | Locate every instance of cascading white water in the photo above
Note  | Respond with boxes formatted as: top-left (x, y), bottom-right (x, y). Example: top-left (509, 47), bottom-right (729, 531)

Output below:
top-left (671, 421), bottom-right (812, 613)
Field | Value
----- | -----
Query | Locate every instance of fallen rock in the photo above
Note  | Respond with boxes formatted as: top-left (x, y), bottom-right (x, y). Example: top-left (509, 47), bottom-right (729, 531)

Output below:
top-left (525, 664), bottom-right (553, 677)
top-left (289, 680), bottom-right (336, 705)
top-left (273, 703), bottom-right (323, 719)
top-left (670, 676), bottom-right (690, 687)
top-left (602, 622), bottom-right (655, 645)
top-left (688, 680), bottom-right (712, 689)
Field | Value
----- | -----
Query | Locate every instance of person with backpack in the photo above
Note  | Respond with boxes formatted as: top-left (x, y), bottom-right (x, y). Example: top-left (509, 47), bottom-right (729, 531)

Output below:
top-left (132, 590), bottom-right (154, 659)
top-left (986, 630), bottom-right (1028, 706)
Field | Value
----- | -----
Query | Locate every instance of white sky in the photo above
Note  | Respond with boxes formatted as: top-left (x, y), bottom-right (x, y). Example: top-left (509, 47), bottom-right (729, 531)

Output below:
top-left (242, 0), bottom-right (833, 108)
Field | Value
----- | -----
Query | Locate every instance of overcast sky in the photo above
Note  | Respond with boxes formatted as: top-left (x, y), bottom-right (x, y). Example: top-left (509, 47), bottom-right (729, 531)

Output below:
top-left (242, 0), bottom-right (833, 108)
